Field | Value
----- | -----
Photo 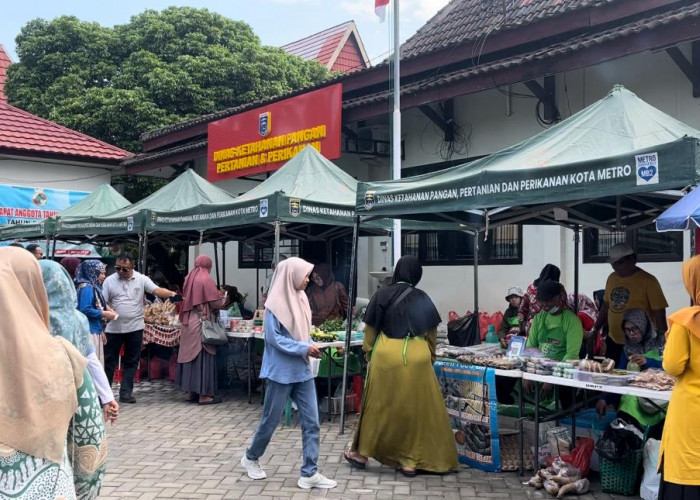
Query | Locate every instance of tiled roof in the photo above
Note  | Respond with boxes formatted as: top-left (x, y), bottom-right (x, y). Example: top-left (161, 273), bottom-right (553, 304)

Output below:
top-left (0, 101), bottom-right (130, 163)
top-left (0, 45), bottom-right (11, 102)
top-left (282, 21), bottom-right (369, 72)
top-left (400, 0), bottom-right (617, 60)
top-left (122, 138), bottom-right (207, 167)
top-left (345, 2), bottom-right (700, 109)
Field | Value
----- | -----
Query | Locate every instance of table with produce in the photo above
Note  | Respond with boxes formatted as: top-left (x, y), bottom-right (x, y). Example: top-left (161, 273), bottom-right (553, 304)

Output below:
top-left (434, 339), bottom-right (673, 498)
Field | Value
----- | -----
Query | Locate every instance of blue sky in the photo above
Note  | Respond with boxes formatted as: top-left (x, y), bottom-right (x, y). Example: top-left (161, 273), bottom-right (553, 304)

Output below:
top-left (1, 0), bottom-right (449, 66)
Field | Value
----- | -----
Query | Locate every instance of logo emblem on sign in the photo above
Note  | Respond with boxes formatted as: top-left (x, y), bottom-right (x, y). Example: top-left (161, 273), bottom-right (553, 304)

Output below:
top-left (260, 199), bottom-right (268, 218)
top-left (32, 189), bottom-right (48, 206)
top-left (635, 152), bottom-right (659, 186)
top-left (364, 191), bottom-right (376, 210)
top-left (127, 216), bottom-right (134, 232)
top-left (290, 198), bottom-right (301, 217)
top-left (259, 112), bottom-right (271, 137)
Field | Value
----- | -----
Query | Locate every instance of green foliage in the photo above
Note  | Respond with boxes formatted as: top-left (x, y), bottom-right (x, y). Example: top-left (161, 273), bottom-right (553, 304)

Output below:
top-left (6, 7), bottom-right (330, 152)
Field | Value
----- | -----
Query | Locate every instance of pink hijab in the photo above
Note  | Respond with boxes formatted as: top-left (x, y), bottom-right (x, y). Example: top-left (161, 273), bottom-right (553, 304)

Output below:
top-left (265, 257), bottom-right (314, 342)
top-left (179, 255), bottom-right (221, 325)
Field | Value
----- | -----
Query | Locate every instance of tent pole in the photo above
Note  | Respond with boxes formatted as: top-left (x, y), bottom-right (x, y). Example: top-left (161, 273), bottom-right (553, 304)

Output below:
top-left (222, 241), bottom-right (227, 286)
top-left (274, 221), bottom-right (281, 265)
top-left (141, 232), bottom-right (149, 274)
top-left (340, 216), bottom-right (361, 434)
top-left (214, 241), bottom-right (221, 288)
top-left (574, 225), bottom-right (580, 314)
top-left (45, 234), bottom-right (51, 259)
top-left (51, 236), bottom-right (57, 259)
top-left (473, 231), bottom-right (479, 314)
top-left (137, 233), bottom-right (143, 270)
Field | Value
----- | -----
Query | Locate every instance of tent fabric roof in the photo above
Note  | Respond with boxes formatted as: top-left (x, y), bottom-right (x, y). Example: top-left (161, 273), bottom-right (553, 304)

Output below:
top-left (356, 85), bottom-right (700, 225)
top-left (656, 186), bottom-right (700, 232)
top-left (0, 184), bottom-right (132, 241)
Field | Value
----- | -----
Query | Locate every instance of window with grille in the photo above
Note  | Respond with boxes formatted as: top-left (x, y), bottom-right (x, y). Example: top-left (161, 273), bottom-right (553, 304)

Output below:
top-left (401, 225), bottom-right (522, 266)
top-left (583, 226), bottom-right (683, 263)
top-left (239, 238), bottom-right (300, 269)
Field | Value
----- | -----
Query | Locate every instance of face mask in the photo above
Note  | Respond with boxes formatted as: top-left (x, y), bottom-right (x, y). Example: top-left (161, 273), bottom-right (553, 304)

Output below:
top-left (547, 306), bottom-right (560, 314)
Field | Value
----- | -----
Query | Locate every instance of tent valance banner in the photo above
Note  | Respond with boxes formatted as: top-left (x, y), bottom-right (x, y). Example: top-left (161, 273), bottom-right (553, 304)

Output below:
top-left (355, 86), bottom-right (700, 220)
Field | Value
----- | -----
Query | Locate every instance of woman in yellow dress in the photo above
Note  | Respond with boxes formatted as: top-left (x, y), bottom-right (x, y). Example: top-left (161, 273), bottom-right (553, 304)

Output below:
top-left (344, 255), bottom-right (458, 476)
top-left (658, 255), bottom-right (700, 499)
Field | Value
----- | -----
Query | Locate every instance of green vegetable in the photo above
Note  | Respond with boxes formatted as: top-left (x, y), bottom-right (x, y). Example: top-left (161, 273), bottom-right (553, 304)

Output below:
top-left (319, 318), bottom-right (345, 333)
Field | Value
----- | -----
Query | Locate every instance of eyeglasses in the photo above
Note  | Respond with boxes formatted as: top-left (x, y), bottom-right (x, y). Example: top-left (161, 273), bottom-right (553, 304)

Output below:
top-left (623, 326), bottom-right (642, 335)
top-left (115, 266), bottom-right (132, 272)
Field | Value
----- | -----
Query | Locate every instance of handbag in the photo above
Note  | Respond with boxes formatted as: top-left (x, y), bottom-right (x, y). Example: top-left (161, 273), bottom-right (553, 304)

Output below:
top-left (201, 310), bottom-right (228, 345)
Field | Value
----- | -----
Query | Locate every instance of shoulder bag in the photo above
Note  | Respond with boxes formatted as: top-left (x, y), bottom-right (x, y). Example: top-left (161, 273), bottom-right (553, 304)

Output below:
top-left (201, 309), bottom-right (228, 346)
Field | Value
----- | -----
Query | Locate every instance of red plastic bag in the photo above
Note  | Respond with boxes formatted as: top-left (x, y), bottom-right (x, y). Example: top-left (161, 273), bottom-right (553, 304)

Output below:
top-left (547, 437), bottom-right (595, 478)
top-left (448, 310), bottom-right (460, 323)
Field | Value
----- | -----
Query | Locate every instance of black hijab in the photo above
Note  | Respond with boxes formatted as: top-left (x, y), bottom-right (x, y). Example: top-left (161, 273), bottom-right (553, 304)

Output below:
top-left (311, 263), bottom-right (335, 290)
top-left (363, 255), bottom-right (441, 339)
top-left (533, 264), bottom-right (561, 287)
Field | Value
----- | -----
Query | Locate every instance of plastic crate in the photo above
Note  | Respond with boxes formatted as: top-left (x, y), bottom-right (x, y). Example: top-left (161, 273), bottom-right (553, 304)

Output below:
top-left (320, 394), bottom-right (357, 415)
top-left (600, 449), bottom-right (644, 496)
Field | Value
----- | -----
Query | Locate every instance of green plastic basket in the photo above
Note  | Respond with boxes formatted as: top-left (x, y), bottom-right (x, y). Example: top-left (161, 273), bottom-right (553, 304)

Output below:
top-left (600, 449), bottom-right (644, 496)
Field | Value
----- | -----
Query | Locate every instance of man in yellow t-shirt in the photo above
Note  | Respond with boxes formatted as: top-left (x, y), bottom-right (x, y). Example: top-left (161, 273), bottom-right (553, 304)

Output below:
top-left (592, 243), bottom-right (668, 366)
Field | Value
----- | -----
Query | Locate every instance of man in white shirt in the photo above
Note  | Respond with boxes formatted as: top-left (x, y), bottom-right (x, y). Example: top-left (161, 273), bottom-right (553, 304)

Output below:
top-left (102, 253), bottom-right (179, 404)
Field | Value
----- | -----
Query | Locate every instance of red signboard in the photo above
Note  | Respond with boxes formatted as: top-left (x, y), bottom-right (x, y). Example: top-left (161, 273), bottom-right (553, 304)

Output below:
top-left (207, 84), bottom-right (342, 181)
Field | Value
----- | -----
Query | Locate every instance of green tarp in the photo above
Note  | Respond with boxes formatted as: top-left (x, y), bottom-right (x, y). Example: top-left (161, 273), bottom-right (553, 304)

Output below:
top-left (355, 86), bottom-right (700, 222)
top-left (56, 169), bottom-right (236, 237)
top-left (0, 184), bottom-right (131, 241)
top-left (146, 146), bottom-right (452, 235)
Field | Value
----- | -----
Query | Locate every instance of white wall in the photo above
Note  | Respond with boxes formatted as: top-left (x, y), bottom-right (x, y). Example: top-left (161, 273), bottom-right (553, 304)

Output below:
top-left (0, 156), bottom-right (112, 191)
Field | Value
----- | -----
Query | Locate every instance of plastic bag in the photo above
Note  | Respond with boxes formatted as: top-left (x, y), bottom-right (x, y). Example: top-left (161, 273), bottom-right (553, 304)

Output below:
top-left (547, 437), bottom-right (594, 478)
top-left (640, 439), bottom-right (661, 500)
top-left (546, 427), bottom-right (572, 458)
top-left (447, 313), bottom-right (480, 346)
top-left (595, 418), bottom-right (644, 461)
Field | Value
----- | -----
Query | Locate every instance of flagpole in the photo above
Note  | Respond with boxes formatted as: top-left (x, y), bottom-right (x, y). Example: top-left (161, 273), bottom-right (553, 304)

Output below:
top-left (391, 0), bottom-right (401, 268)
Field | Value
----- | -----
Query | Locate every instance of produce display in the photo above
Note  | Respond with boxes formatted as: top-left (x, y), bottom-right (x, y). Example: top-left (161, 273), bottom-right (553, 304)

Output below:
top-left (523, 460), bottom-right (590, 497)
top-left (144, 300), bottom-right (178, 326)
top-left (578, 357), bottom-right (615, 373)
top-left (629, 369), bottom-right (675, 391)
top-left (319, 318), bottom-right (344, 333)
top-left (456, 354), bottom-right (516, 370)
top-left (311, 326), bottom-right (338, 343)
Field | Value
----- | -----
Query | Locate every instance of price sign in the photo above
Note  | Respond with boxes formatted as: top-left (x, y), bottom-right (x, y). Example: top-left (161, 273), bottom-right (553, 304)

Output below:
top-left (584, 383), bottom-right (604, 390)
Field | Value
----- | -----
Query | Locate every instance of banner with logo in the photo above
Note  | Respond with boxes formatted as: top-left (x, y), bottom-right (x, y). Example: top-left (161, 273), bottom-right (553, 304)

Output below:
top-left (207, 84), bottom-right (342, 181)
top-left (356, 137), bottom-right (698, 219)
top-left (0, 184), bottom-right (89, 227)
top-left (434, 362), bottom-right (501, 472)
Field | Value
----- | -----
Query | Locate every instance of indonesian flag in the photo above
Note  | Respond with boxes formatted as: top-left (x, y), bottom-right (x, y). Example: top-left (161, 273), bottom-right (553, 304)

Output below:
top-left (375, 0), bottom-right (390, 22)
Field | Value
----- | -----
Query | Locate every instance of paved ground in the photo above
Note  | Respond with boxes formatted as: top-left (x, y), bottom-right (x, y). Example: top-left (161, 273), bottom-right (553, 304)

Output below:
top-left (101, 379), bottom-right (634, 499)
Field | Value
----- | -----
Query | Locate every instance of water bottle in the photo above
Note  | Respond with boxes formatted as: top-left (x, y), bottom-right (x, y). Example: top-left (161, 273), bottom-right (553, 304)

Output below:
top-left (486, 324), bottom-right (499, 344)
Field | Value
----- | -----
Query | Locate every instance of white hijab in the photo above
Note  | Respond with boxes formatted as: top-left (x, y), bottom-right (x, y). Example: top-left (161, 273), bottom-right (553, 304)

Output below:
top-left (265, 257), bottom-right (314, 342)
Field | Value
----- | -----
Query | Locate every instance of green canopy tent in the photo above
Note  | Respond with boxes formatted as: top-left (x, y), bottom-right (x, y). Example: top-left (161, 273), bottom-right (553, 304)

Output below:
top-left (336, 86), bottom-right (700, 432)
top-left (0, 184), bottom-right (132, 255)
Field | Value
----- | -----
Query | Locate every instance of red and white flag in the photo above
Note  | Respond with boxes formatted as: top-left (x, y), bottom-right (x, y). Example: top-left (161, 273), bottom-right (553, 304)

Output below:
top-left (375, 0), bottom-right (390, 22)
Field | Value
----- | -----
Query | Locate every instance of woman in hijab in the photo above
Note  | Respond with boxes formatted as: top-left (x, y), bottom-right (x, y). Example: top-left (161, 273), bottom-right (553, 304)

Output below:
top-left (595, 309), bottom-right (666, 433)
top-left (240, 257), bottom-right (337, 490)
top-left (306, 263), bottom-right (349, 327)
top-left (344, 255), bottom-right (458, 476)
top-left (60, 256), bottom-right (81, 279)
top-left (658, 255), bottom-right (700, 499)
top-left (177, 255), bottom-right (229, 405)
top-left (0, 247), bottom-right (88, 499)
top-left (518, 263), bottom-right (568, 335)
top-left (40, 260), bottom-right (115, 499)
top-left (76, 259), bottom-right (117, 364)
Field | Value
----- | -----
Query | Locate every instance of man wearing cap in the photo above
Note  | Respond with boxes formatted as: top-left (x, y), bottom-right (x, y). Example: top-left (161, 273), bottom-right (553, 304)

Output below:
top-left (592, 243), bottom-right (667, 366)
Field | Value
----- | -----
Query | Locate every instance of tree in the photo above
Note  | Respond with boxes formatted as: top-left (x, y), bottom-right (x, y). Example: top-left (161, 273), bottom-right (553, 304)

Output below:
top-left (6, 7), bottom-right (330, 153)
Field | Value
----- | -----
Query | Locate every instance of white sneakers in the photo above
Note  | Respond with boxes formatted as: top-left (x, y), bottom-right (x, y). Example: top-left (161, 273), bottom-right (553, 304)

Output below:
top-left (297, 472), bottom-right (337, 490)
top-left (241, 456), bottom-right (336, 489)
top-left (240, 456), bottom-right (266, 480)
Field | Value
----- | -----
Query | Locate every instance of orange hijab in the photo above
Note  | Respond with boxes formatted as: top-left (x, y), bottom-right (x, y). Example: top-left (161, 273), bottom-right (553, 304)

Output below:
top-left (265, 257), bottom-right (314, 342)
top-left (0, 247), bottom-right (87, 463)
top-left (667, 254), bottom-right (700, 340)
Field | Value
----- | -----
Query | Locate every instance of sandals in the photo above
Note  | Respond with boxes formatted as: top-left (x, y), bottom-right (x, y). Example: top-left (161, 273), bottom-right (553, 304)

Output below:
top-left (343, 451), bottom-right (367, 470)
top-left (397, 467), bottom-right (417, 477)
top-left (198, 396), bottom-right (222, 405)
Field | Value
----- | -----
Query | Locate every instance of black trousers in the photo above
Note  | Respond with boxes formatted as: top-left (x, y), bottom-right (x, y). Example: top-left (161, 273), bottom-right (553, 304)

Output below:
top-left (104, 330), bottom-right (143, 398)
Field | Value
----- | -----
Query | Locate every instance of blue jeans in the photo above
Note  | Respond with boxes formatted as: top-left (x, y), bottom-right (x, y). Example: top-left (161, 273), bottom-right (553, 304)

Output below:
top-left (246, 379), bottom-right (320, 477)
